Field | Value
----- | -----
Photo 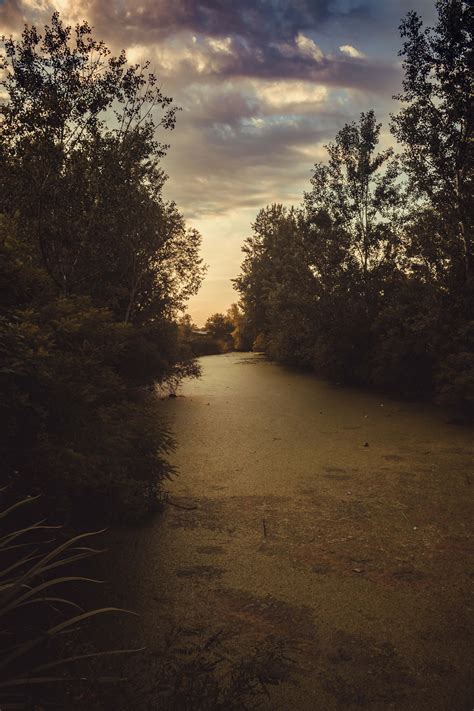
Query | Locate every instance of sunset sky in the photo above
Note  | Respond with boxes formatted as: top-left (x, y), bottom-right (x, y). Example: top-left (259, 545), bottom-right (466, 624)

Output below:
top-left (1, 0), bottom-right (437, 324)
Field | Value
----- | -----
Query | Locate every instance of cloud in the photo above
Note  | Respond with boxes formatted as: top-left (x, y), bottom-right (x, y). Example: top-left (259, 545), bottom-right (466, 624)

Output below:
top-left (0, 0), bottom-right (402, 220)
top-left (138, 35), bottom-right (399, 95)
top-left (252, 80), bottom-right (328, 110)
top-left (161, 78), bottom-right (356, 221)
top-left (1, 1), bottom-right (399, 93)
top-left (207, 36), bottom-right (234, 55)
top-left (0, 0), bottom-right (24, 32)
top-left (339, 44), bottom-right (366, 58)
top-left (295, 33), bottom-right (324, 62)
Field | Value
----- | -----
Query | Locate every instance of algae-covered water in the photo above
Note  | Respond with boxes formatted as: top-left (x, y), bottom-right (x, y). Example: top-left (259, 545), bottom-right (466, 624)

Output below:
top-left (108, 352), bottom-right (473, 709)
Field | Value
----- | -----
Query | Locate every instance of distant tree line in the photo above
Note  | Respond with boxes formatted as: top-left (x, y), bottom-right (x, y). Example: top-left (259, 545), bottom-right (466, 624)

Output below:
top-left (179, 304), bottom-right (248, 356)
top-left (235, 0), bottom-right (473, 414)
top-left (0, 14), bottom-right (205, 521)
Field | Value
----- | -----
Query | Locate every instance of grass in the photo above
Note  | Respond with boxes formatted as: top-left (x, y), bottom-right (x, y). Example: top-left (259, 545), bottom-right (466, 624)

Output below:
top-left (0, 490), bottom-right (142, 710)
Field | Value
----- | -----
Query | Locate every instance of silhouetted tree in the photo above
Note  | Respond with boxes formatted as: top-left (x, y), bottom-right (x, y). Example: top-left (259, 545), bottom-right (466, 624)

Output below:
top-left (205, 313), bottom-right (234, 339)
top-left (234, 205), bottom-right (316, 363)
top-left (391, 0), bottom-right (473, 285)
top-left (0, 14), bottom-right (204, 519)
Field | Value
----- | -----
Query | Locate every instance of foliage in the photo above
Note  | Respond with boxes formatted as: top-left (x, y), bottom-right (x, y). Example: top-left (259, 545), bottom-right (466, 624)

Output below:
top-left (227, 304), bottom-right (252, 351)
top-left (205, 313), bottom-right (234, 340)
top-left (203, 312), bottom-right (234, 352)
top-left (0, 492), bottom-right (140, 711)
top-left (302, 111), bottom-right (404, 382)
top-left (234, 205), bottom-right (316, 366)
top-left (0, 15), bottom-right (204, 519)
top-left (305, 111), bottom-right (402, 286)
top-left (391, 0), bottom-right (473, 285)
top-left (235, 0), bottom-right (473, 412)
top-left (0, 13), bottom-right (205, 324)
top-left (179, 307), bottom-right (251, 356)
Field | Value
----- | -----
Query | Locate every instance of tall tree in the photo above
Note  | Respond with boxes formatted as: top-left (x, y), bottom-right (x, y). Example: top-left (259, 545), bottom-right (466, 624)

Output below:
top-left (391, 0), bottom-right (473, 285)
top-left (0, 14), bottom-right (205, 519)
top-left (304, 110), bottom-right (402, 304)
top-left (0, 13), bottom-right (204, 325)
top-left (234, 205), bottom-right (316, 363)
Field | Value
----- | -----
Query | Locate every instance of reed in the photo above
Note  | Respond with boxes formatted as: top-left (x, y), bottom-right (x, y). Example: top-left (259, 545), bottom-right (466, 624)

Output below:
top-left (0, 491), bottom-right (141, 710)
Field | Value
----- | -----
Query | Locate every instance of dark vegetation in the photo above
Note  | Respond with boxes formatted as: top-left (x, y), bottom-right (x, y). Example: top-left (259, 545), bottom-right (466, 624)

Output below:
top-left (0, 14), bottom-right (209, 708)
top-left (0, 2), bottom-right (472, 708)
top-left (0, 14), bottom-right (205, 523)
top-left (235, 0), bottom-right (473, 415)
top-left (180, 305), bottom-right (249, 356)
top-left (0, 15), bottom-right (291, 710)
top-left (0, 492), bottom-right (143, 710)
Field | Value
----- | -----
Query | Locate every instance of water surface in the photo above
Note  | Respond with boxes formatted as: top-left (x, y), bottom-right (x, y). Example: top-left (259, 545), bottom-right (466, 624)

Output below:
top-left (112, 353), bottom-right (474, 709)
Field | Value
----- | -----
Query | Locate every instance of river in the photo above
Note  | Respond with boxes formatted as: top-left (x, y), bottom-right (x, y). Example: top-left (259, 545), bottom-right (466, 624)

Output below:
top-left (107, 352), bottom-right (473, 710)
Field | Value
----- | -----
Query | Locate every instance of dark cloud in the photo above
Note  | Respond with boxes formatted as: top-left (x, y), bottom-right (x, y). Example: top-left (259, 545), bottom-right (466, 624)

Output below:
top-left (86, 0), bottom-right (347, 44)
top-left (184, 88), bottom-right (259, 128)
top-left (80, 0), bottom-right (397, 94)
top-left (188, 45), bottom-right (400, 94)
top-left (0, 0), bottom-right (24, 32)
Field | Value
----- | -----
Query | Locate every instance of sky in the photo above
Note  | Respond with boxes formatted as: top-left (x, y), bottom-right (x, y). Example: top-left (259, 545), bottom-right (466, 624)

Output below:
top-left (1, 0), bottom-right (437, 324)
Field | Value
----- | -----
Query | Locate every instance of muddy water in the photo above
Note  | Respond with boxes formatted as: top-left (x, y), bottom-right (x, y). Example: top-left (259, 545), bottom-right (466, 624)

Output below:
top-left (113, 352), bottom-right (473, 709)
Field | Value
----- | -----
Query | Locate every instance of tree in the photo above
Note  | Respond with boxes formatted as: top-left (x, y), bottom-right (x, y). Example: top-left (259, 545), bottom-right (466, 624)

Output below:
top-left (0, 13), bottom-right (205, 328)
top-left (301, 112), bottom-right (404, 381)
top-left (305, 111), bottom-right (402, 301)
top-left (205, 313), bottom-right (234, 339)
top-left (234, 3), bottom-right (472, 410)
top-left (227, 303), bottom-right (251, 351)
top-left (389, 0), bottom-right (474, 409)
top-left (0, 15), bottom-right (205, 519)
top-left (234, 205), bottom-right (316, 363)
top-left (391, 0), bottom-right (473, 285)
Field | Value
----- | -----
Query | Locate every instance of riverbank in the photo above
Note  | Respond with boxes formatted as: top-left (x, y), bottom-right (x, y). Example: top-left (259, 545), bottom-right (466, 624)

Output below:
top-left (99, 352), bottom-right (473, 710)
